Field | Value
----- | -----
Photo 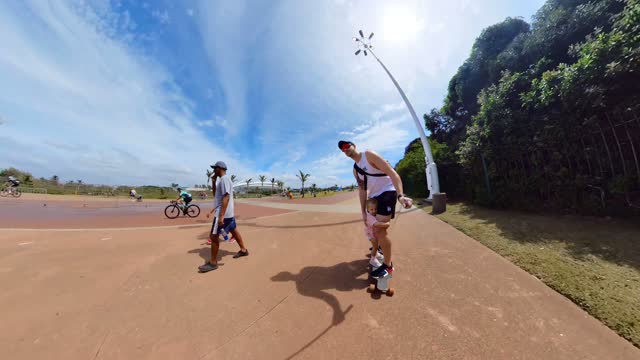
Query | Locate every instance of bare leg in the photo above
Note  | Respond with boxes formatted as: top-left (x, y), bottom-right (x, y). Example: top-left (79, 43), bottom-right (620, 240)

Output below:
top-left (209, 233), bottom-right (220, 264)
top-left (375, 228), bottom-right (392, 266)
top-left (230, 229), bottom-right (247, 252)
top-left (374, 214), bottom-right (393, 266)
top-left (370, 238), bottom-right (379, 259)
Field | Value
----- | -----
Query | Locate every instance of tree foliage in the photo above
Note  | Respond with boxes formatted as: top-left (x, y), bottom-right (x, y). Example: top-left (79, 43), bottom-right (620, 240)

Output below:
top-left (399, 0), bottom-right (640, 213)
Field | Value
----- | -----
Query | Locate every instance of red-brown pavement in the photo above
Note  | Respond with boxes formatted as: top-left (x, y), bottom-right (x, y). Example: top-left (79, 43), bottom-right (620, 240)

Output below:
top-left (0, 193), bottom-right (637, 359)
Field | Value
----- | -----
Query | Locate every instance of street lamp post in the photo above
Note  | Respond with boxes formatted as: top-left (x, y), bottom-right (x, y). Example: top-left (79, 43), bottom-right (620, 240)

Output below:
top-left (353, 30), bottom-right (440, 200)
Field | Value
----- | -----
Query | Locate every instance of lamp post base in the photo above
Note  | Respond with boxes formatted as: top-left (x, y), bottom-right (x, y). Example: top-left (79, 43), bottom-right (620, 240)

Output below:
top-left (432, 192), bottom-right (447, 214)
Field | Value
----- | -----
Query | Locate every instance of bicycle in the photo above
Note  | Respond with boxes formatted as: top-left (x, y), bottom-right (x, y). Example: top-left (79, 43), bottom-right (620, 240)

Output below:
top-left (0, 182), bottom-right (21, 198)
top-left (164, 200), bottom-right (200, 219)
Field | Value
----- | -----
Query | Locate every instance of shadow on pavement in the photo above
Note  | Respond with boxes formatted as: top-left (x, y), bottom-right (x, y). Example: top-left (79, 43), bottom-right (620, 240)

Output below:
top-left (271, 259), bottom-right (369, 359)
top-left (187, 246), bottom-right (235, 264)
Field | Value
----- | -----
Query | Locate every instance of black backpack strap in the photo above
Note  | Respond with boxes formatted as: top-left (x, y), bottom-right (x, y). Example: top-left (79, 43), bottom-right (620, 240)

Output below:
top-left (353, 163), bottom-right (386, 191)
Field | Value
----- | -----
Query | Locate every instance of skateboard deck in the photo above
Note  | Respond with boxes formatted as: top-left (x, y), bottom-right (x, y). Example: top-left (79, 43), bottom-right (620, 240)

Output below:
top-left (367, 254), bottom-right (395, 296)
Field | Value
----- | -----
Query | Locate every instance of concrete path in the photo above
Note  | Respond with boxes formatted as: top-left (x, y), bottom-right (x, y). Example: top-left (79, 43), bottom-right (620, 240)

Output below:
top-left (0, 193), bottom-right (637, 359)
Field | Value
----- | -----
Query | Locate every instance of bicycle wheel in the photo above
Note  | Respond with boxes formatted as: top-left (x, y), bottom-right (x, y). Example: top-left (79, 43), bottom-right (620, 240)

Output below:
top-left (12, 189), bottom-right (21, 198)
top-left (164, 204), bottom-right (181, 219)
top-left (0, 188), bottom-right (8, 197)
top-left (186, 204), bottom-right (200, 217)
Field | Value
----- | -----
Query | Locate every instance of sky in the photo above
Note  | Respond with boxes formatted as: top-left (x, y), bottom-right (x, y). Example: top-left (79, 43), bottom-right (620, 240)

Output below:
top-left (0, 0), bottom-right (545, 188)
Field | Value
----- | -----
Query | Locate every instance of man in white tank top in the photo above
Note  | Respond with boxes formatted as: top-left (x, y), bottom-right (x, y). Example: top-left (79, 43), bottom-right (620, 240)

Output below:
top-left (339, 140), bottom-right (412, 279)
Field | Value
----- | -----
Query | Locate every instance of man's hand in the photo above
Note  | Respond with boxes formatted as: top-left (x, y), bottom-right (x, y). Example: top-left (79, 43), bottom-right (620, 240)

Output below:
top-left (399, 195), bottom-right (413, 209)
top-left (362, 212), bottom-right (367, 225)
top-left (218, 217), bottom-right (224, 227)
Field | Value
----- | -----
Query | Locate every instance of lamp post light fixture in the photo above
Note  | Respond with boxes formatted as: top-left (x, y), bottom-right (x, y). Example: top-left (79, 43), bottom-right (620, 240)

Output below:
top-left (353, 30), bottom-right (440, 201)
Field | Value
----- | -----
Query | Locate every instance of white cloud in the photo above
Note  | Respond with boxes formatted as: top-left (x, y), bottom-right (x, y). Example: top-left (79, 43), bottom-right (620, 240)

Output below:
top-left (196, 120), bottom-right (215, 127)
top-left (186, 8), bottom-right (194, 17)
top-left (194, 1), bottom-right (251, 137)
top-left (151, 9), bottom-right (170, 24)
top-left (0, 1), bottom-right (248, 186)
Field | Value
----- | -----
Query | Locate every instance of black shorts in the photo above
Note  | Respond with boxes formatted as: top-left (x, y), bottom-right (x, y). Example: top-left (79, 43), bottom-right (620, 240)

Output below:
top-left (373, 191), bottom-right (397, 219)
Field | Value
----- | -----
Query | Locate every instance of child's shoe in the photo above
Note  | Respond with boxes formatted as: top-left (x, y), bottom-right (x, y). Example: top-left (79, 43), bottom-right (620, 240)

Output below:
top-left (370, 263), bottom-right (394, 279)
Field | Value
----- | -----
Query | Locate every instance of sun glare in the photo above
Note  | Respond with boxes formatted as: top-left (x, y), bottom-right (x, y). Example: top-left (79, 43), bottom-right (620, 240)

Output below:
top-left (382, 6), bottom-right (423, 42)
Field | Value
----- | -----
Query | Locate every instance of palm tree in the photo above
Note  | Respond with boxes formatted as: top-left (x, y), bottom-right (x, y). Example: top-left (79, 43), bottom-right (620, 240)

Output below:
top-left (277, 180), bottom-right (284, 193)
top-left (245, 178), bottom-right (252, 194)
top-left (76, 180), bottom-right (83, 195)
top-left (230, 175), bottom-right (238, 183)
top-left (296, 170), bottom-right (310, 198)
top-left (51, 175), bottom-right (59, 186)
top-left (206, 169), bottom-right (214, 186)
top-left (311, 183), bottom-right (317, 196)
top-left (270, 177), bottom-right (276, 194)
top-left (259, 175), bottom-right (266, 192)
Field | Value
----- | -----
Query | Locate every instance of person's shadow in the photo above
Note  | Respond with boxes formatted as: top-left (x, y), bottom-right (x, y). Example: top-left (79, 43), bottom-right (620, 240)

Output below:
top-left (187, 247), bottom-right (235, 264)
top-left (272, 259), bottom-right (370, 359)
top-left (271, 259), bottom-right (370, 325)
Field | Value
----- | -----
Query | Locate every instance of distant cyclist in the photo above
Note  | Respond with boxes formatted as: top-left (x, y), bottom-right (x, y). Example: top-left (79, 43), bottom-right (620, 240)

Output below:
top-left (7, 176), bottom-right (20, 188)
top-left (176, 187), bottom-right (193, 210)
top-left (129, 189), bottom-right (142, 201)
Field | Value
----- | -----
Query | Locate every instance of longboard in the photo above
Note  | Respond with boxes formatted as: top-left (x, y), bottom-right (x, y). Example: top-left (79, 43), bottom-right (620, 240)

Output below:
top-left (367, 254), bottom-right (395, 296)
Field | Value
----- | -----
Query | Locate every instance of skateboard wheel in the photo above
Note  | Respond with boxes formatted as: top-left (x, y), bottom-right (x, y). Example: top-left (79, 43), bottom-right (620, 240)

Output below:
top-left (386, 288), bottom-right (395, 296)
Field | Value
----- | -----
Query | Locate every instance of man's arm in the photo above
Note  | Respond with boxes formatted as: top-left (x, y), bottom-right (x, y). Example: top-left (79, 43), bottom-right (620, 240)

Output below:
top-left (219, 193), bottom-right (230, 220)
top-left (218, 177), bottom-right (232, 220)
top-left (210, 176), bottom-right (217, 197)
top-left (354, 168), bottom-right (367, 223)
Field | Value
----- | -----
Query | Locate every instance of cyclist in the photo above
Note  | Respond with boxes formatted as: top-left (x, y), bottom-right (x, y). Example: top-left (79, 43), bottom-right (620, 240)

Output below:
top-left (129, 189), bottom-right (143, 201)
top-left (175, 187), bottom-right (193, 212)
top-left (7, 176), bottom-right (20, 188)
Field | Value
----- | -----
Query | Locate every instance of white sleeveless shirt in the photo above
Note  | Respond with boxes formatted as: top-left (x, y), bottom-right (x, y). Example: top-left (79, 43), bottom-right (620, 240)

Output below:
top-left (355, 151), bottom-right (396, 197)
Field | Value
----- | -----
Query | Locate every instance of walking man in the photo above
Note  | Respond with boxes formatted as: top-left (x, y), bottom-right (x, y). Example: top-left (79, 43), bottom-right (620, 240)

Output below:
top-left (198, 161), bottom-right (249, 273)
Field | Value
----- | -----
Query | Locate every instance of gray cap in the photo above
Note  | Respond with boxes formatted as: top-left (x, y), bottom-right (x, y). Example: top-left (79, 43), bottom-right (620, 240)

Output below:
top-left (210, 161), bottom-right (227, 170)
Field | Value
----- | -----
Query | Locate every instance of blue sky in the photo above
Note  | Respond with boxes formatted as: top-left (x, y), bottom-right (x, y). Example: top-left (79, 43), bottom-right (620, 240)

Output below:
top-left (0, 0), bottom-right (544, 188)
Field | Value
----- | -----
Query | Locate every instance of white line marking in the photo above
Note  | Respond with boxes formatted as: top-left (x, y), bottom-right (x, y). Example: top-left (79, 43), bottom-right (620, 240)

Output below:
top-left (100, 237), bottom-right (112, 241)
top-left (18, 242), bottom-right (33, 246)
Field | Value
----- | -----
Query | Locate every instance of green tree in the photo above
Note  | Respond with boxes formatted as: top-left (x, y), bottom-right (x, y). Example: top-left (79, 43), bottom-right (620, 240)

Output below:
top-left (22, 174), bottom-right (33, 186)
top-left (296, 170), bottom-right (310, 197)
top-left (259, 175), bottom-right (267, 192)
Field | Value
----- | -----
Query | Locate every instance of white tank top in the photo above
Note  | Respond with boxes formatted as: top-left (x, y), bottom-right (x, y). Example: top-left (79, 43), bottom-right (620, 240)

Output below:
top-left (355, 151), bottom-right (396, 197)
